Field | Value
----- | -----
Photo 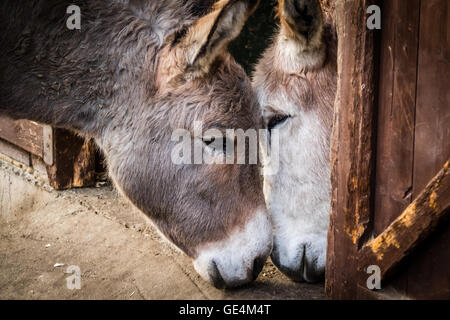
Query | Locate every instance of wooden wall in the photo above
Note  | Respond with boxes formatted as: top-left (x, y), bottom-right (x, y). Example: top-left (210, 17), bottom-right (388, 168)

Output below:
top-left (326, 0), bottom-right (450, 299)
top-left (0, 118), bottom-right (96, 190)
top-left (374, 0), bottom-right (450, 299)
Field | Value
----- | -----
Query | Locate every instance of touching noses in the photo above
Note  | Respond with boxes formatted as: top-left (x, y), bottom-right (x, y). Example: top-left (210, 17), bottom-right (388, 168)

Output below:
top-left (193, 209), bottom-right (273, 288)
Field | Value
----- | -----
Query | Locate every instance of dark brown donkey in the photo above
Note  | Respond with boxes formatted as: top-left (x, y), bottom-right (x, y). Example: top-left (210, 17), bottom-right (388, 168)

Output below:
top-left (0, 0), bottom-right (272, 288)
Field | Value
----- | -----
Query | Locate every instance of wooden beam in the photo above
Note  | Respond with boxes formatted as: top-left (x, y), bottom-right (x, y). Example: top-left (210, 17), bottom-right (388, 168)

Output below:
top-left (42, 125), bottom-right (53, 166)
top-left (325, 0), bottom-right (379, 299)
top-left (0, 117), bottom-right (44, 158)
top-left (359, 160), bottom-right (450, 281)
top-left (0, 118), bottom-right (95, 190)
top-left (0, 138), bottom-right (31, 166)
top-left (45, 128), bottom-right (95, 190)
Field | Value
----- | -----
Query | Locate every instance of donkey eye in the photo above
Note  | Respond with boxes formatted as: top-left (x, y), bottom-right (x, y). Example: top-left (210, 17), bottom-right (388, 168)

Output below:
top-left (202, 137), bottom-right (228, 154)
top-left (267, 114), bottom-right (290, 131)
top-left (202, 137), bottom-right (215, 146)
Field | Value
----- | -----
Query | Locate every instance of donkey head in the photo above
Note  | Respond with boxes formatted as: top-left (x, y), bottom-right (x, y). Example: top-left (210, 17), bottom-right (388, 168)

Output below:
top-left (101, 0), bottom-right (272, 289)
top-left (253, 0), bottom-right (337, 282)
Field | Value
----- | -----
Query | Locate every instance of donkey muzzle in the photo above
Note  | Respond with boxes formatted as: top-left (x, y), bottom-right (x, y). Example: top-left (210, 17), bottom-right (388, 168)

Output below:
top-left (270, 236), bottom-right (326, 283)
top-left (193, 209), bottom-right (273, 289)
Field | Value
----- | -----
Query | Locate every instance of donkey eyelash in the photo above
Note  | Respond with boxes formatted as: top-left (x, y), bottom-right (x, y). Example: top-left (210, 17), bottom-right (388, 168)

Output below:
top-left (267, 114), bottom-right (291, 131)
top-left (202, 137), bottom-right (229, 154)
top-left (202, 137), bottom-right (214, 146)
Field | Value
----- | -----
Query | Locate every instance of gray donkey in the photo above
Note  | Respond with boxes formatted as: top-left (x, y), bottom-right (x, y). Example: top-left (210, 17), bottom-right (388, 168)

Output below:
top-left (253, 0), bottom-right (336, 282)
top-left (0, 0), bottom-right (273, 289)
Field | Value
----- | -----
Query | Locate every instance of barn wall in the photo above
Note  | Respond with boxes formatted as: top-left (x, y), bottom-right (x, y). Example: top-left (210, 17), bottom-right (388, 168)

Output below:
top-left (374, 0), bottom-right (450, 299)
top-left (0, 118), bottom-right (97, 189)
top-left (327, 0), bottom-right (449, 300)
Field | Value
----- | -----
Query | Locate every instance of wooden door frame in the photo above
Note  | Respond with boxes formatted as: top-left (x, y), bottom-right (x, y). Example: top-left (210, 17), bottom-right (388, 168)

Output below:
top-left (325, 0), bottom-right (450, 299)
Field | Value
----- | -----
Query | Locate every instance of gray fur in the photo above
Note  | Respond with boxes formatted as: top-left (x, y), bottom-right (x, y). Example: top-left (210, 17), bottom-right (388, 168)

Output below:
top-left (0, 0), bottom-right (267, 267)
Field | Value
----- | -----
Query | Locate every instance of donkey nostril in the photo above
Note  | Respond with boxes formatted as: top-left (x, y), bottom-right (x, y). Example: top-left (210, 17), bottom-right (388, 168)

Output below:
top-left (270, 244), bottom-right (308, 282)
top-left (210, 260), bottom-right (226, 289)
top-left (303, 256), bottom-right (325, 283)
top-left (252, 257), bottom-right (266, 280)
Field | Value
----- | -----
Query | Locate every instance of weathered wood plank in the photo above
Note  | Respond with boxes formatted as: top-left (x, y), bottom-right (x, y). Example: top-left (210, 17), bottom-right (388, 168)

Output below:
top-left (406, 0), bottom-right (450, 299)
top-left (359, 160), bottom-right (450, 282)
top-left (327, 0), bottom-right (450, 300)
top-left (372, 0), bottom-right (421, 296)
top-left (73, 137), bottom-right (96, 188)
top-left (412, 0), bottom-right (450, 203)
top-left (0, 118), bottom-right (95, 189)
top-left (42, 125), bottom-right (53, 166)
top-left (325, 0), bottom-right (378, 299)
top-left (0, 117), bottom-right (44, 158)
top-left (356, 284), bottom-right (410, 300)
top-left (0, 138), bottom-right (31, 166)
top-left (45, 128), bottom-right (95, 190)
top-left (373, 0), bottom-right (420, 234)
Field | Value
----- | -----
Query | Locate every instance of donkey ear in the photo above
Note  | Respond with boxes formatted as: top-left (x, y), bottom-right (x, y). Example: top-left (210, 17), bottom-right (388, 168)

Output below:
top-left (277, 0), bottom-right (323, 48)
top-left (175, 0), bottom-right (260, 74)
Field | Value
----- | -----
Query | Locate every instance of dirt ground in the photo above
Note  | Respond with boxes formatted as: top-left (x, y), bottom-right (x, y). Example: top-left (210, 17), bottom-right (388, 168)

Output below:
top-left (0, 159), bottom-right (324, 300)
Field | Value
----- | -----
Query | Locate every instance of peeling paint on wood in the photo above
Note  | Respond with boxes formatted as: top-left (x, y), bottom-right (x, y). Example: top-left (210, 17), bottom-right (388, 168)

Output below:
top-left (360, 160), bottom-right (450, 280)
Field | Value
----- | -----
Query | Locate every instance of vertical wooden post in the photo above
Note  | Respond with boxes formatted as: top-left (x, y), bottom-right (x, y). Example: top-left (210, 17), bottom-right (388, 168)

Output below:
top-left (42, 125), bottom-right (53, 166)
top-left (45, 128), bottom-right (95, 189)
top-left (325, 0), bottom-right (379, 299)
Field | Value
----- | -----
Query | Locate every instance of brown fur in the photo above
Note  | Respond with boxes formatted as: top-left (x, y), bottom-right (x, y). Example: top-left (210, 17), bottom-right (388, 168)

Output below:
top-left (0, 0), bottom-right (266, 261)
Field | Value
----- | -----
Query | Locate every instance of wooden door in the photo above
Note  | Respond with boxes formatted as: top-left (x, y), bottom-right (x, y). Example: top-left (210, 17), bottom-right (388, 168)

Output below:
top-left (326, 0), bottom-right (450, 299)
